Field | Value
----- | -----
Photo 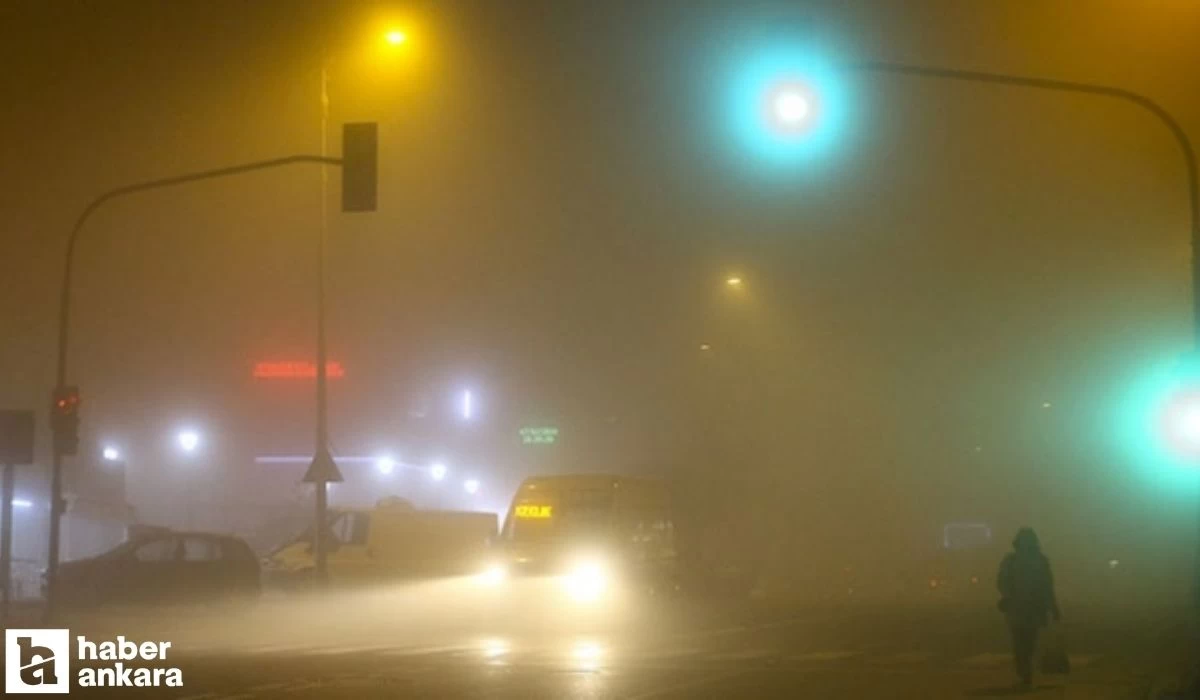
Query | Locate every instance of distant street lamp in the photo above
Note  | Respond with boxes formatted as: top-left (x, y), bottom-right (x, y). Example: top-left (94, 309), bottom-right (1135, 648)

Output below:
top-left (460, 389), bottom-right (474, 421)
top-left (304, 24), bottom-right (409, 584)
top-left (375, 455), bottom-right (397, 475)
top-left (176, 430), bottom-right (200, 454)
top-left (430, 462), bottom-right (447, 481)
top-left (101, 446), bottom-right (120, 462)
top-left (725, 276), bottom-right (744, 289)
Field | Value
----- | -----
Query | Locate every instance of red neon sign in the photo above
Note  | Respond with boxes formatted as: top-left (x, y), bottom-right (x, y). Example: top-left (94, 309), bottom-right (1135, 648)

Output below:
top-left (253, 361), bottom-right (345, 379)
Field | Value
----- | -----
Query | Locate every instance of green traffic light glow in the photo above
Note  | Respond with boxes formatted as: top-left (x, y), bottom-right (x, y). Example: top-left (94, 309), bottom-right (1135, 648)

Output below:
top-left (717, 35), bottom-right (854, 173)
top-left (1115, 356), bottom-right (1200, 492)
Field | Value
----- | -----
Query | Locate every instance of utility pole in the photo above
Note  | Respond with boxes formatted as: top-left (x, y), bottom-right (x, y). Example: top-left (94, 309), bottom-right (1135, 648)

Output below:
top-left (44, 131), bottom-right (375, 619)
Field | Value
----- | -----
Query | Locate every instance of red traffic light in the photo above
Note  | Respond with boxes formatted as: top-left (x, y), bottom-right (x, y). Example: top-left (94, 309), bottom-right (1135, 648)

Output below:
top-left (50, 385), bottom-right (80, 456)
top-left (52, 386), bottom-right (80, 414)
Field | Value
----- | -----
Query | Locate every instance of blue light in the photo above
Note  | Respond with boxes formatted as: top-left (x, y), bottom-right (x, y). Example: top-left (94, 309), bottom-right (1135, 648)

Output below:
top-left (720, 41), bottom-right (853, 171)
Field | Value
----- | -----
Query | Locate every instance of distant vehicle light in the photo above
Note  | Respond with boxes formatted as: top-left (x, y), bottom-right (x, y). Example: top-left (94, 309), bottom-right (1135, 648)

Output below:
top-left (571, 641), bottom-right (604, 671)
top-left (12, 499), bottom-right (32, 509)
top-left (477, 564), bottom-right (506, 587)
top-left (102, 446), bottom-right (120, 462)
top-left (481, 638), bottom-right (508, 659)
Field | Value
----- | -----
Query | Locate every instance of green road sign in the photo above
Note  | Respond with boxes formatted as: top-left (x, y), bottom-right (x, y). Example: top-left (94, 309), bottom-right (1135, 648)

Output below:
top-left (519, 426), bottom-right (558, 445)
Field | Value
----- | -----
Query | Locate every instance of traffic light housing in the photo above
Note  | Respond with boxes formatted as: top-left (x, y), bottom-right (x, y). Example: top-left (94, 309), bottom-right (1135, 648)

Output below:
top-left (51, 385), bottom-right (80, 456)
top-left (341, 122), bottom-right (377, 213)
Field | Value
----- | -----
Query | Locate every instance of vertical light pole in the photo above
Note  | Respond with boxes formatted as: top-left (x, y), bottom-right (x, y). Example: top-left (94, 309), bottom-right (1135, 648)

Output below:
top-left (845, 61), bottom-right (1200, 612)
top-left (44, 153), bottom-right (349, 622)
top-left (729, 52), bottom-right (1200, 608)
top-left (312, 55), bottom-right (335, 586)
top-left (307, 26), bottom-right (401, 580)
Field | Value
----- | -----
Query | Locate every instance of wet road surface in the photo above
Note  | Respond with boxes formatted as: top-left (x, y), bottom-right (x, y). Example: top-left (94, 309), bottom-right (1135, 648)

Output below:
top-left (29, 579), bottom-right (1191, 698)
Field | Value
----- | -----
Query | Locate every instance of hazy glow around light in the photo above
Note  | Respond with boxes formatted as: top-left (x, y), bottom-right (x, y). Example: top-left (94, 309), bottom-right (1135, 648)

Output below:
top-left (1115, 357), bottom-right (1200, 492)
top-left (481, 638), bottom-right (509, 659)
top-left (102, 446), bottom-right (120, 462)
top-left (177, 430), bottom-right (200, 452)
top-left (12, 499), bottom-right (32, 509)
top-left (571, 641), bottom-right (604, 671)
top-left (431, 462), bottom-right (447, 481)
top-left (464, 479), bottom-right (480, 494)
top-left (462, 390), bottom-right (473, 420)
top-left (385, 29), bottom-right (407, 45)
top-left (772, 87), bottom-right (810, 127)
top-left (718, 37), bottom-right (852, 171)
top-left (376, 455), bottom-right (397, 475)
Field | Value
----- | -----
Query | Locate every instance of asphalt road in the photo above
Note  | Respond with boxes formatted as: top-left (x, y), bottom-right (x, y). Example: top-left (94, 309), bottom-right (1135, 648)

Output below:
top-left (25, 579), bottom-right (1195, 699)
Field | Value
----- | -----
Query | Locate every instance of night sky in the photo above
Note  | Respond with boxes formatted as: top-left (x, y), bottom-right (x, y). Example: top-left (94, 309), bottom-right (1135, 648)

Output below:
top-left (2, 1), bottom-right (1199, 593)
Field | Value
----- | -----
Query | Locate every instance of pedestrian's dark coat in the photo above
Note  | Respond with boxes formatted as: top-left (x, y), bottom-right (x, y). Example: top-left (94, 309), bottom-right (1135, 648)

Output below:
top-left (996, 528), bottom-right (1061, 627)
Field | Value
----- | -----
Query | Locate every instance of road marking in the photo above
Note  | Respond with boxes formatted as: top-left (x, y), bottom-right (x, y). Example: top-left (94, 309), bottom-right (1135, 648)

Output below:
top-left (235, 643), bottom-right (320, 655)
top-left (786, 650), bottom-right (863, 662)
top-left (707, 649), bottom-right (776, 661)
top-left (301, 644), bottom-right (394, 656)
top-left (380, 643), bottom-right (475, 657)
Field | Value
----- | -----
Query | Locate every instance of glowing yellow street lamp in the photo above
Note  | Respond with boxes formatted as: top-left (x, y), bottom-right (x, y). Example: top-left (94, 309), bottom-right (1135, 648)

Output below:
top-left (384, 29), bottom-right (408, 46)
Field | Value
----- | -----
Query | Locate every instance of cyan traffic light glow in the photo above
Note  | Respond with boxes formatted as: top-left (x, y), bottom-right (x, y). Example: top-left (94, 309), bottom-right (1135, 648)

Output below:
top-left (1115, 356), bottom-right (1200, 490)
top-left (720, 41), bottom-right (852, 171)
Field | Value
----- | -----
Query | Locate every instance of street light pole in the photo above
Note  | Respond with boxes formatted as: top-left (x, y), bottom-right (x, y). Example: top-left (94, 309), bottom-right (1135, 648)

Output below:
top-left (312, 59), bottom-right (333, 585)
top-left (845, 61), bottom-right (1200, 612)
top-left (845, 61), bottom-right (1199, 330)
top-left (44, 153), bottom-right (342, 622)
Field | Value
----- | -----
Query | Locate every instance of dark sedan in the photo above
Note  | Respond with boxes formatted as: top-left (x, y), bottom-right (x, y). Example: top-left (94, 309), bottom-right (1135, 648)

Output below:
top-left (51, 531), bottom-right (260, 608)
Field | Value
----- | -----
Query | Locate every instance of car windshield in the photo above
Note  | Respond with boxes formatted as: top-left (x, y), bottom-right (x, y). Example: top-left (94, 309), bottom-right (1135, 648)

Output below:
top-left (501, 486), bottom-right (615, 542)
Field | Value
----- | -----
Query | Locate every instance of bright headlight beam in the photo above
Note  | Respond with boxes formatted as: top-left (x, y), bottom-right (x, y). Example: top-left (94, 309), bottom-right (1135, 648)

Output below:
top-left (564, 560), bottom-right (608, 602)
top-left (477, 565), bottom-right (506, 587)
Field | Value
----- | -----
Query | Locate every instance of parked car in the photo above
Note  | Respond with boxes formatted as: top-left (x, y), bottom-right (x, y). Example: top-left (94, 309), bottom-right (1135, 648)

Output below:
top-left (49, 530), bottom-right (260, 607)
